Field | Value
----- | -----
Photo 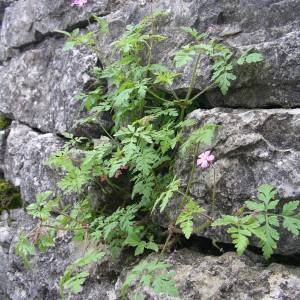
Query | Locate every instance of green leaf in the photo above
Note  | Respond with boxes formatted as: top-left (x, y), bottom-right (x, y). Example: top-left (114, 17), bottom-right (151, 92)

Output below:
top-left (212, 215), bottom-right (239, 226)
top-left (180, 219), bottom-right (193, 239)
top-left (145, 241), bottom-right (159, 252)
top-left (15, 232), bottom-right (35, 268)
top-left (283, 201), bottom-right (299, 216)
top-left (257, 184), bottom-right (277, 204)
top-left (283, 214), bottom-right (300, 235)
top-left (152, 177), bottom-right (181, 213)
top-left (73, 250), bottom-right (105, 268)
top-left (228, 227), bottom-right (250, 256)
top-left (135, 242), bottom-right (146, 256)
top-left (237, 52), bottom-right (263, 65)
top-left (153, 272), bottom-right (179, 297)
top-left (92, 14), bottom-right (109, 34)
top-left (133, 293), bottom-right (145, 300)
top-left (174, 45), bottom-right (196, 68)
top-left (181, 27), bottom-right (207, 40)
top-left (260, 226), bottom-right (279, 259)
top-left (63, 271), bottom-right (89, 294)
top-left (176, 199), bottom-right (204, 239)
top-left (180, 123), bottom-right (217, 154)
top-left (215, 71), bottom-right (236, 95)
top-left (245, 200), bottom-right (265, 212)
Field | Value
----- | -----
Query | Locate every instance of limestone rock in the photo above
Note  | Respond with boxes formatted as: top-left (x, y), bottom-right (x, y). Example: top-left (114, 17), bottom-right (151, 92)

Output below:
top-left (118, 249), bottom-right (300, 300)
top-left (0, 38), bottom-right (111, 135)
top-left (0, 209), bottom-right (115, 300)
top-left (4, 122), bottom-right (65, 204)
top-left (171, 108), bottom-right (300, 255)
top-left (97, 0), bottom-right (300, 108)
top-left (0, 0), bottom-right (110, 61)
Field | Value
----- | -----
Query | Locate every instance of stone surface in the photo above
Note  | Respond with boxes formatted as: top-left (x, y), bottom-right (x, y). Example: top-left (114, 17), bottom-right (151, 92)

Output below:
top-left (0, 209), bottom-right (116, 300)
top-left (0, 0), bottom-right (110, 61)
top-left (171, 108), bottom-right (300, 255)
top-left (3, 122), bottom-right (109, 207)
top-left (117, 249), bottom-right (300, 300)
top-left (0, 38), bottom-right (112, 135)
top-left (4, 122), bottom-right (65, 204)
top-left (97, 0), bottom-right (300, 108)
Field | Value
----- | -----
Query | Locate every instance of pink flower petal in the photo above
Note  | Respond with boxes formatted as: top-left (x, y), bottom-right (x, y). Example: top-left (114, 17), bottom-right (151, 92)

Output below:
top-left (200, 161), bottom-right (209, 169)
top-left (207, 154), bottom-right (215, 162)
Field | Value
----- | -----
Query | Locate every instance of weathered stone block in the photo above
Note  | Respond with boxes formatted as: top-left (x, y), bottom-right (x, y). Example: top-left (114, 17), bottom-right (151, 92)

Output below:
top-left (171, 108), bottom-right (300, 255)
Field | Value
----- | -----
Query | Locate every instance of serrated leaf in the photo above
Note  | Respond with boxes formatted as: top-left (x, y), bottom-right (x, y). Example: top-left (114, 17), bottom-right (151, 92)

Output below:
top-left (180, 123), bottom-right (217, 154)
top-left (245, 200), bottom-right (265, 212)
top-left (63, 271), bottom-right (89, 294)
top-left (283, 201), bottom-right (299, 216)
top-left (245, 53), bottom-right (264, 63)
top-left (260, 225), bottom-right (279, 259)
top-left (267, 199), bottom-right (280, 210)
top-left (230, 228), bottom-right (249, 256)
top-left (153, 272), bottom-right (179, 297)
top-left (152, 177), bottom-right (180, 213)
top-left (180, 219), bottom-right (193, 239)
top-left (268, 215), bottom-right (279, 227)
top-left (73, 250), bottom-right (105, 268)
top-left (133, 293), bottom-right (145, 300)
top-left (135, 243), bottom-right (146, 256)
top-left (212, 215), bottom-right (238, 226)
top-left (283, 214), bottom-right (300, 235)
top-left (145, 241), bottom-right (159, 252)
top-left (174, 45), bottom-right (196, 68)
top-left (257, 184), bottom-right (277, 204)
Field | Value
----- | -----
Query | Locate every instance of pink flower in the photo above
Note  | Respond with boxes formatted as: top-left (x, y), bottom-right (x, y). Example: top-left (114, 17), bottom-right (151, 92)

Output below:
top-left (71, 0), bottom-right (88, 7)
top-left (197, 150), bottom-right (215, 169)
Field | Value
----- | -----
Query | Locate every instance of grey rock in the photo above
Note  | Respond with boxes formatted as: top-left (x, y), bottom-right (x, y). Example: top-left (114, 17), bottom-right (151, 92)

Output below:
top-left (0, 38), bottom-right (111, 135)
top-left (0, 0), bottom-right (110, 61)
top-left (3, 122), bottom-right (109, 207)
top-left (0, 0), bottom-right (15, 25)
top-left (0, 209), bottom-right (115, 300)
top-left (119, 249), bottom-right (300, 300)
top-left (170, 108), bottom-right (300, 255)
top-left (4, 122), bottom-right (65, 204)
top-left (97, 0), bottom-right (300, 108)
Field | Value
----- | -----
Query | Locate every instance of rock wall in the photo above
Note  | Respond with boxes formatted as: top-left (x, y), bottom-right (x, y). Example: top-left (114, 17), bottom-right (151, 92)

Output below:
top-left (0, 0), bottom-right (299, 299)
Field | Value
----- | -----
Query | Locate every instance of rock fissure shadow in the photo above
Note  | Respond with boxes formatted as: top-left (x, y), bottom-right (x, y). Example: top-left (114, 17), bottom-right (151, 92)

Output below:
top-left (176, 233), bottom-right (300, 267)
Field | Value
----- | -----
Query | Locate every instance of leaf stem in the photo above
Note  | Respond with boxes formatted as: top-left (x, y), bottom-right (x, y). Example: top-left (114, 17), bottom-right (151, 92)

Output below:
top-left (185, 51), bottom-right (202, 101)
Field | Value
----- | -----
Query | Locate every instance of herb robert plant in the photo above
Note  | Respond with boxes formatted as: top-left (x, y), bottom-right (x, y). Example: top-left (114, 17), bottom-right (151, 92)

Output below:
top-left (15, 11), bottom-right (298, 300)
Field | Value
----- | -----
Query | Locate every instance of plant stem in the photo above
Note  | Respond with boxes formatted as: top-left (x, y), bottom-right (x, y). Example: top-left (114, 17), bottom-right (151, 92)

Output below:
top-left (189, 82), bottom-right (216, 102)
top-left (147, 88), bottom-right (172, 104)
top-left (211, 167), bottom-right (216, 218)
top-left (160, 145), bottom-right (199, 254)
top-left (185, 51), bottom-right (202, 101)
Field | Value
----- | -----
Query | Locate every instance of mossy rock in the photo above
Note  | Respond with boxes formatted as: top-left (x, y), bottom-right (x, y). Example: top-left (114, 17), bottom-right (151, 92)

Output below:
top-left (0, 114), bottom-right (11, 130)
top-left (0, 180), bottom-right (22, 212)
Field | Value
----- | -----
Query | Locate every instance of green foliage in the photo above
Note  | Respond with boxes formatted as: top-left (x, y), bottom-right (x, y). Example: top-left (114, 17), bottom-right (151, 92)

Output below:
top-left (59, 250), bottom-right (105, 296)
top-left (0, 180), bottom-right (22, 213)
top-left (180, 123), bottom-right (217, 154)
top-left (17, 12), bottom-right (266, 299)
top-left (27, 191), bottom-right (58, 221)
top-left (237, 51), bottom-right (264, 65)
top-left (152, 177), bottom-right (181, 213)
top-left (0, 114), bottom-right (11, 130)
top-left (90, 204), bottom-right (159, 257)
top-left (213, 184), bottom-right (300, 259)
top-left (176, 199), bottom-right (205, 239)
top-left (121, 259), bottom-right (179, 299)
top-left (15, 232), bottom-right (35, 268)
